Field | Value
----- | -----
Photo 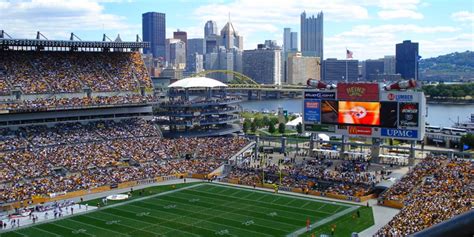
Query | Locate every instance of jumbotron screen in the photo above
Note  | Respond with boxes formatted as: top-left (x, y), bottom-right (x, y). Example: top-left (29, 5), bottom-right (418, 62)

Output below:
top-left (338, 101), bottom-right (381, 126)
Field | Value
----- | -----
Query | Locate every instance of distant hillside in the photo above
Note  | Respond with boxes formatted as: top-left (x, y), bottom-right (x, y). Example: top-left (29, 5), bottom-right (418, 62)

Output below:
top-left (420, 51), bottom-right (474, 81)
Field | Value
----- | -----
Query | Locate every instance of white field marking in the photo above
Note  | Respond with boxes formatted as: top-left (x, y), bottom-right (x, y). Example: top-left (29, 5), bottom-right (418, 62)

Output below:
top-left (76, 212), bottom-right (166, 237)
top-left (185, 187), bottom-right (334, 215)
top-left (210, 183), bottom-right (355, 207)
top-left (132, 197), bottom-right (288, 235)
top-left (30, 226), bottom-right (63, 237)
top-left (315, 203), bottom-right (328, 211)
top-left (161, 191), bottom-right (302, 230)
top-left (94, 207), bottom-right (200, 237)
top-left (163, 204), bottom-right (176, 209)
top-left (286, 206), bottom-right (360, 237)
top-left (172, 188), bottom-right (324, 227)
top-left (0, 184), bottom-right (202, 235)
top-left (105, 220), bottom-right (121, 225)
top-left (145, 191), bottom-right (301, 229)
top-left (48, 221), bottom-right (96, 237)
top-left (135, 211), bottom-right (150, 217)
top-left (8, 229), bottom-right (30, 237)
top-left (267, 212), bottom-right (278, 217)
top-left (153, 192), bottom-right (302, 231)
top-left (241, 219), bottom-right (255, 226)
top-left (270, 197), bottom-right (282, 203)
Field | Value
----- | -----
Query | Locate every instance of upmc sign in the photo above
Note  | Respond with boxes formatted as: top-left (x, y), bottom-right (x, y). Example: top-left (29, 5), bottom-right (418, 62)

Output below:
top-left (386, 93), bottom-right (414, 102)
top-left (381, 128), bottom-right (418, 139)
top-left (337, 83), bottom-right (379, 101)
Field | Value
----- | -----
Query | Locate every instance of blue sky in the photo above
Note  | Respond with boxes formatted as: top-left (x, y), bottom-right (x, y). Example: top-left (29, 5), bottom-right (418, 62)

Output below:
top-left (0, 0), bottom-right (472, 60)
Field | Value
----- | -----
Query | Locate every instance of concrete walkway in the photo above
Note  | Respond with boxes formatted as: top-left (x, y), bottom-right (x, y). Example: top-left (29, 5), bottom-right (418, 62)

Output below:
top-left (358, 199), bottom-right (400, 237)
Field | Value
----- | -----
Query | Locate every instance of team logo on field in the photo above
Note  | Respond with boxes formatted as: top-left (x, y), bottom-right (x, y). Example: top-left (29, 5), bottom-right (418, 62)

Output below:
top-left (242, 220), bottom-right (255, 226)
top-left (267, 212), bottom-right (278, 217)
top-left (164, 204), bottom-right (177, 209)
top-left (72, 229), bottom-right (87, 234)
top-left (106, 220), bottom-right (121, 225)
top-left (189, 198), bottom-right (200, 203)
top-left (215, 229), bottom-right (231, 236)
top-left (136, 212), bottom-right (150, 217)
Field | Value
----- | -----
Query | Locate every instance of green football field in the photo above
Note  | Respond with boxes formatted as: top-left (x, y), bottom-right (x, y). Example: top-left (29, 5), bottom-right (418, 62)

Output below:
top-left (0, 183), bottom-right (374, 237)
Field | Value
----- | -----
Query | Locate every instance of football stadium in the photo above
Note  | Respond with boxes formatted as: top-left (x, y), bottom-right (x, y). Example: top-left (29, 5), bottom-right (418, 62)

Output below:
top-left (0, 36), bottom-right (472, 237)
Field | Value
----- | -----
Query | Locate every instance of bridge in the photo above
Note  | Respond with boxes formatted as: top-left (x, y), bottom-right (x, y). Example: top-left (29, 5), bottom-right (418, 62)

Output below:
top-left (190, 70), bottom-right (306, 99)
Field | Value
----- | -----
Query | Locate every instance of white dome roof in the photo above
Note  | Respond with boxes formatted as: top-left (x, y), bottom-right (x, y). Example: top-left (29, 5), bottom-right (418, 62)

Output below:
top-left (168, 77), bottom-right (228, 89)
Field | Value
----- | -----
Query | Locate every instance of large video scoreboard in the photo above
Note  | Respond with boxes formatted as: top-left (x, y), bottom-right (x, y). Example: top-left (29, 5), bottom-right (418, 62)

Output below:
top-left (303, 83), bottom-right (426, 141)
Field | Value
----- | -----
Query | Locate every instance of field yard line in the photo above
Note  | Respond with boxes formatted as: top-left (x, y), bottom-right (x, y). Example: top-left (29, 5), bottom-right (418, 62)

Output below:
top-left (30, 226), bottom-right (63, 237)
top-left (0, 183), bottom-right (204, 235)
top-left (115, 200), bottom-right (270, 237)
top-left (286, 206), bottom-right (360, 237)
top-left (131, 197), bottom-right (283, 235)
top-left (315, 204), bottom-right (328, 211)
top-left (270, 197), bottom-right (282, 203)
top-left (214, 182), bottom-right (355, 207)
top-left (48, 221), bottom-right (97, 237)
top-left (98, 206), bottom-right (201, 237)
top-left (77, 212), bottom-right (168, 237)
top-left (186, 187), bottom-right (334, 215)
top-left (7, 230), bottom-right (29, 237)
top-left (60, 218), bottom-right (125, 237)
top-left (165, 191), bottom-right (305, 229)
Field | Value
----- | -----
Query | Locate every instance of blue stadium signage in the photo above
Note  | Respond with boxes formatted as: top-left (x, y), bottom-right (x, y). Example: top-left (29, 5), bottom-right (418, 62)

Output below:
top-left (381, 128), bottom-right (418, 139)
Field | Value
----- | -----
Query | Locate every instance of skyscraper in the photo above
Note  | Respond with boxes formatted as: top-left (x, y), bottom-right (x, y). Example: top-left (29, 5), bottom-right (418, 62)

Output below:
top-left (322, 59), bottom-right (358, 82)
top-left (173, 30), bottom-right (187, 51)
top-left (300, 11), bottom-right (323, 59)
top-left (283, 28), bottom-right (298, 52)
top-left (396, 40), bottom-right (419, 80)
top-left (287, 53), bottom-right (320, 85)
top-left (142, 12), bottom-right (166, 59)
top-left (384, 55), bottom-right (396, 74)
top-left (363, 59), bottom-right (385, 81)
top-left (165, 39), bottom-right (186, 69)
top-left (186, 38), bottom-right (205, 73)
top-left (204, 20), bottom-right (218, 37)
top-left (243, 46), bottom-right (282, 85)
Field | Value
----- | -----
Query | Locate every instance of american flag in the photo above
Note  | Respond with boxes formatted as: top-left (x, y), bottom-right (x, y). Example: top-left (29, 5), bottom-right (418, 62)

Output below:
top-left (346, 49), bottom-right (353, 59)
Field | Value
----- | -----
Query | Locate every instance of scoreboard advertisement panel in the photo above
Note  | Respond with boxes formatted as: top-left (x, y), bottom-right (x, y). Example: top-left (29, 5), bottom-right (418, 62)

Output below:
top-left (303, 83), bottom-right (426, 141)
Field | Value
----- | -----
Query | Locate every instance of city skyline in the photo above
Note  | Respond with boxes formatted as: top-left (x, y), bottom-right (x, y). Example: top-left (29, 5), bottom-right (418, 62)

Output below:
top-left (0, 0), bottom-right (472, 60)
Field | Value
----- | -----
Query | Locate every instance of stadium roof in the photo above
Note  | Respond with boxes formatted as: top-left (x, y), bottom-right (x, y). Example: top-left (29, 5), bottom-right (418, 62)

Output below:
top-left (168, 77), bottom-right (228, 89)
top-left (0, 38), bottom-right (149, 49)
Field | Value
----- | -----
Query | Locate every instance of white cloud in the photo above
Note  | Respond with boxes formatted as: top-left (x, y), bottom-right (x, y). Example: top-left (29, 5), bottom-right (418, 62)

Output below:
top-left (378, 10), bottom-right (424, 20)
top-left (375, 0), bottom-right (424, 20)
top-left (451, 11), bottom-right (474, 22)
top-left (326, 24), bottom-right (462, 59)
top-left (0, 0), bottom-right (138, 40)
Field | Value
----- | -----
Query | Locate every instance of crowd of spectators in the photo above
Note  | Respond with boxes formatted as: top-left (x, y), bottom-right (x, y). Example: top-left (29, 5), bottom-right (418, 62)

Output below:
top-left (0, 119), bottom-right (250, 203)
top-left (379, 156), bottom-right (444, 202)
top-left (0, 94), bottom-right (157, 112)
top-left (376, 158), bottom-right (472, 236)
top-left (228, 159), bottom-right (378, 197)
top-left (0, 51), bottom-right (152, 94)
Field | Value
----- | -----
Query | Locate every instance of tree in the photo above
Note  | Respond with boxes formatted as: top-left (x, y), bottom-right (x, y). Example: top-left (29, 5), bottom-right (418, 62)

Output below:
top-left (278, 122), bottom-right (286, 134)
top-left (461, 134), bottom-right (474, 150)
top-left (243, 119), bottom-right (251, 133)
top-left (296, 122), bottom-right (303, 134)
top-left (268, 123), bottom-right (276, 134)
top-left (262, 116), bottom-right (270, 127)
top-left (270, 117), bottom-right (279, 126)
top-left (254, 117), bottom-right (264, 128)
top-left (251, 120), bottom-right (257, 133)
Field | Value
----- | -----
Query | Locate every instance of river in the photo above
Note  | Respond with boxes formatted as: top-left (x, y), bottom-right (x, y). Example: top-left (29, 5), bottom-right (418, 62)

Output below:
top-left (239, 99), bottom-right (473, 127)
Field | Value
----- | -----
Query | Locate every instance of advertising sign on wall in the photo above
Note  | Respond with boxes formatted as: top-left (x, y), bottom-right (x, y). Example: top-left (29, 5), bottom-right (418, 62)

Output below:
top-left (337, 83), bottom-right (379, 101)
top-left (348, 126), bottom-right (372, 135)
top-left (381, 128), bottom-right (418, 139)
top-left (304, 91), bottom-right (336, 100)
top-left (303, 99), bottom-right (321, 123)
top-left (399, 103), bottom-right (419, 127)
